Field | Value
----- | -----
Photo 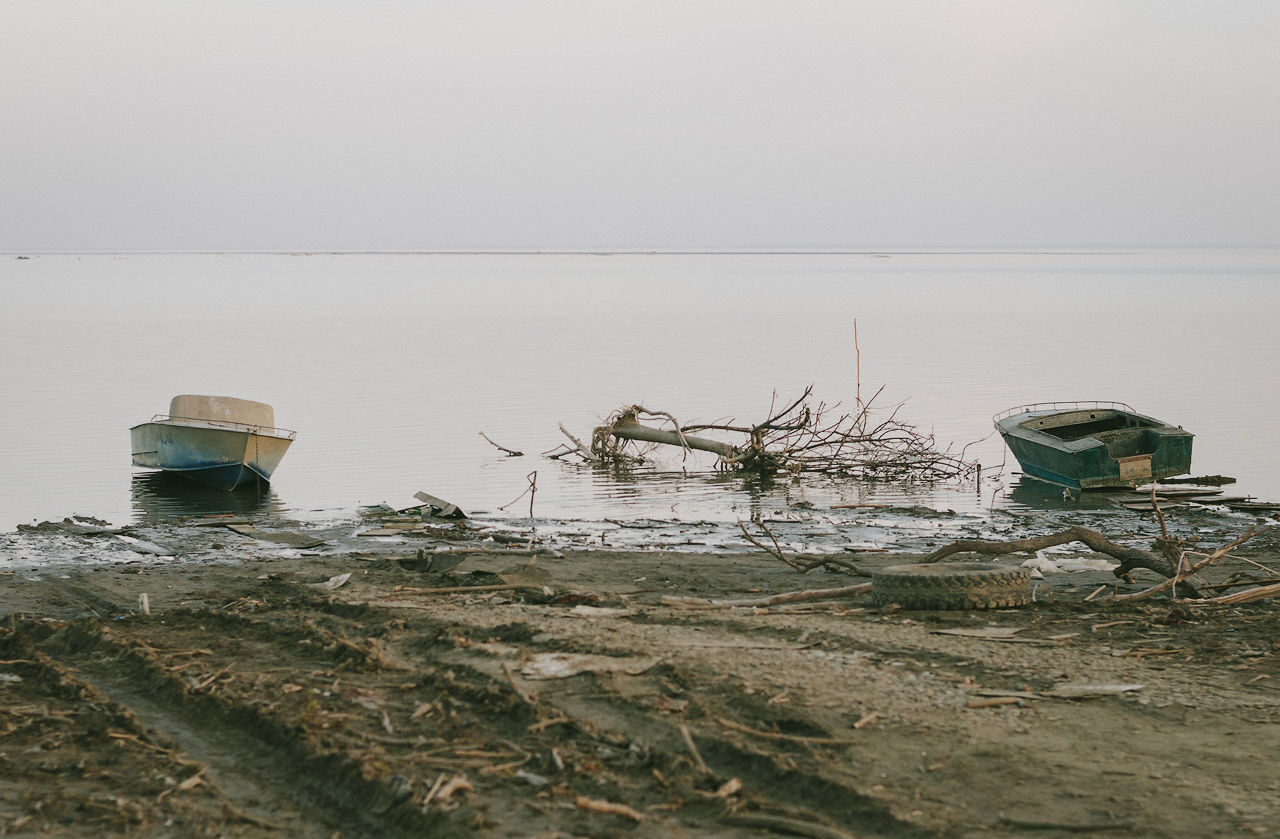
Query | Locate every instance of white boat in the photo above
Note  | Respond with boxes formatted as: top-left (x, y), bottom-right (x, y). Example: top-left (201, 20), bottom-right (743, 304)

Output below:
top-left (130, 395), bottom-right (296, 490)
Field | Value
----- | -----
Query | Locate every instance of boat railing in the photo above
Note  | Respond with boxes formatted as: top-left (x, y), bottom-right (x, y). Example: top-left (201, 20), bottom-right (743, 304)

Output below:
top-left (150, 414), bottom-right (298, 440)
top-left (993, 401), bottom-right (1136, 423)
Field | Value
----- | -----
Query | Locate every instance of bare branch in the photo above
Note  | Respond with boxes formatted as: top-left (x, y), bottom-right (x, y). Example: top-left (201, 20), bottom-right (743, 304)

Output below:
top-left (924, 525), bottom-right (1178, 577)
top-left (737, 520), bottom-right (805, 571)
top-left (922, 524), bottom-right (1274, 599)
top-left (556, 423), bottom-right (594, 459)
top-left (479, 432), bottom-right (523, 457)
top-left (1112, 526), bottom-right (1272, 601)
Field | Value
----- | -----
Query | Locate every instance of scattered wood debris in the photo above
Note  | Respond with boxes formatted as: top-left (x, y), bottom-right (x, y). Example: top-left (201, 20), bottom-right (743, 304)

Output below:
top-left (575, 795), bottom-right (644, 822)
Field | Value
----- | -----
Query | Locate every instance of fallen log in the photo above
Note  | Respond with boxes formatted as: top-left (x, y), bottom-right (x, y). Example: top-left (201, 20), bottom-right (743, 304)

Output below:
top-left (607, 422), bottom-right (735, 458)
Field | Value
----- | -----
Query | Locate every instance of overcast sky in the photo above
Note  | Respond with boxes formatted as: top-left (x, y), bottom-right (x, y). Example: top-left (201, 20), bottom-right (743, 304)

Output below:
top-left (3, 1), bottom-right (1277, 252)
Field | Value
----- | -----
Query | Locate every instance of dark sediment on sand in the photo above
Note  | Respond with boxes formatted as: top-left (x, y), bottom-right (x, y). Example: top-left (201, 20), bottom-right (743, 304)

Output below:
top-left (2, 499), bottom-right (1279, 836)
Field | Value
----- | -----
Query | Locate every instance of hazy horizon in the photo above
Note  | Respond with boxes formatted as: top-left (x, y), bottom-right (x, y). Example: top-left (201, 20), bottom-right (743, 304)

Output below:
top-left (8, 243), bottom-right (1280, 256)
top-left (3, 2), bottom-right (1278, 253)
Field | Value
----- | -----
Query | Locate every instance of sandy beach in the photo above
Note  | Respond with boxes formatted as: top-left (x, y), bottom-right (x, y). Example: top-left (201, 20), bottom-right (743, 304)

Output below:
top-left (2, 513), bottom-right (1278, 838)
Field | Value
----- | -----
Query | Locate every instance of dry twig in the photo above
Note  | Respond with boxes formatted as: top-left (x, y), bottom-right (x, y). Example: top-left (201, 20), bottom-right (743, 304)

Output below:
top-left (575, 796), bottom-right (644, 822)
top-left (478, 432), bottom-right (523, 457)
top-left (679, 724), bottom-right (710, 774)
top-left (737, 519), bottom-right (804, 570)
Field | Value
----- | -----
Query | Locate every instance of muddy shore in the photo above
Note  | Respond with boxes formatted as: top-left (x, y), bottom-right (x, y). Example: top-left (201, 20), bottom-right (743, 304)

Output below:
top-left (2, 508), bottom-right (1278, 837)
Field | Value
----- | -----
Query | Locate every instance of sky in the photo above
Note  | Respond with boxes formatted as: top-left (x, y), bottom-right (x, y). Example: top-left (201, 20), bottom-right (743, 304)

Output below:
top-left (2, 1), bottom-right (1278, 252)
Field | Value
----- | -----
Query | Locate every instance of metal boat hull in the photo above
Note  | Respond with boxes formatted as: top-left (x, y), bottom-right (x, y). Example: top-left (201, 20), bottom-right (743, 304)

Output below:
top-left (131, 420), bottom-right (293, 491)
top-left (995, 403), bottom-right (1193, 490)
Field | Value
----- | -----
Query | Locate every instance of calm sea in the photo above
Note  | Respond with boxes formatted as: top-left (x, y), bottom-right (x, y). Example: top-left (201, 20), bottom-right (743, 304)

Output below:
top-left (2, 250), bottom-right (1278, 531)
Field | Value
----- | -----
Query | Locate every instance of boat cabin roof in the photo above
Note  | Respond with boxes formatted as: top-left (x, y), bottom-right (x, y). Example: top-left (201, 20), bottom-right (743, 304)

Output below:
top-left (169, 395), bottom-right (275, 428)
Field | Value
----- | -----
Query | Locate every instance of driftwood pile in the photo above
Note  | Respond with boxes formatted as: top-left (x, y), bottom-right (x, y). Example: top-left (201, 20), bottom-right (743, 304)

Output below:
top-left (547, 386), bottom-right (979, 482)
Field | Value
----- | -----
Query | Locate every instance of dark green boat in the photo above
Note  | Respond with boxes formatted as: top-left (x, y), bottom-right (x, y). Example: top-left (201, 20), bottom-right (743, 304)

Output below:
top-left (995, 402), bottom-right (1193, 490)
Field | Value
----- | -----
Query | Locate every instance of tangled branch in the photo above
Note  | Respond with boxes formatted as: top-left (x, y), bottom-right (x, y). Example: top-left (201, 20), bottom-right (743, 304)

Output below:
top-left (560, 386), bottom-right (978, 482)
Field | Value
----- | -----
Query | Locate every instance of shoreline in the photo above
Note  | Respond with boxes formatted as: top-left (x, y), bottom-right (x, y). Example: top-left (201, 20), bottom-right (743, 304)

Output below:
top-left (5, 487), bottom-right (1273, 569)
top-left (2, 506), bottom-right (1278, 836)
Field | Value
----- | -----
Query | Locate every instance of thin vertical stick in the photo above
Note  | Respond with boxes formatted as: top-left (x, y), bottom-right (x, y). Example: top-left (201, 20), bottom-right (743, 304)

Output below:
top-left (854, 319), bottom-right (862, 414)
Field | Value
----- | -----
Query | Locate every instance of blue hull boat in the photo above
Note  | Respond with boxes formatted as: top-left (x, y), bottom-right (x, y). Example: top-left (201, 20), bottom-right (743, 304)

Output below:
top-left (131, 395), bottom-right (296, 490)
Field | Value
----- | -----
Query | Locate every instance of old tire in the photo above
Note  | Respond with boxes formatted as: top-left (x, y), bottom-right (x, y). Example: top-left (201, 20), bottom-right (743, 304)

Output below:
top-left (871, 563), bottom-right (1031, 610)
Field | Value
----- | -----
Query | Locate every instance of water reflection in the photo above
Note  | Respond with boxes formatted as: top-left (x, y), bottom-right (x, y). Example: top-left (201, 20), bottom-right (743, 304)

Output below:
top-left (569, 461), bottom-right (874, 520)
top-left (130, 472), bottom-right (287, 523)
top-left (1004, 476), bottom-right (1121, 512)
top-left (534, 456), bottom-right (1003, 521)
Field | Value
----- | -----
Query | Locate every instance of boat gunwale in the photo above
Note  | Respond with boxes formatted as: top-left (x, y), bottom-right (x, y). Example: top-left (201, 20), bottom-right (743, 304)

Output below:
top-left (993, 401), bottom-right (1137, 425)
top-left (130, 414), bottom-right (298, 441)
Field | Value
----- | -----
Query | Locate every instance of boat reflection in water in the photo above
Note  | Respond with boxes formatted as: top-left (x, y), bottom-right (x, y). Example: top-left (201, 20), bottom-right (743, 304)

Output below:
top-left (1005, 475), bottom-right (1122, 512)
top-left (130, 471), bottom-right (287, 524)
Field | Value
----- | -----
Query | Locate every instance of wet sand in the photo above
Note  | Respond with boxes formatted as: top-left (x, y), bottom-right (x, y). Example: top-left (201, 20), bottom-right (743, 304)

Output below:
top-left (2, 512), bottom-right (1278, 837)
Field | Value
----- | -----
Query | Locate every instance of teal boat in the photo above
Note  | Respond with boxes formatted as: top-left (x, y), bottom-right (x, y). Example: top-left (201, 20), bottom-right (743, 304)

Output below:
top-left (995, 402), bottom-right (1192, 490)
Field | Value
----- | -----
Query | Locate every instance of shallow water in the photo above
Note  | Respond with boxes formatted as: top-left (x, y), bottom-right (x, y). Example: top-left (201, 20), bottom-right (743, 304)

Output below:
top-left (3, 249), bottom-right (1278, 532)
